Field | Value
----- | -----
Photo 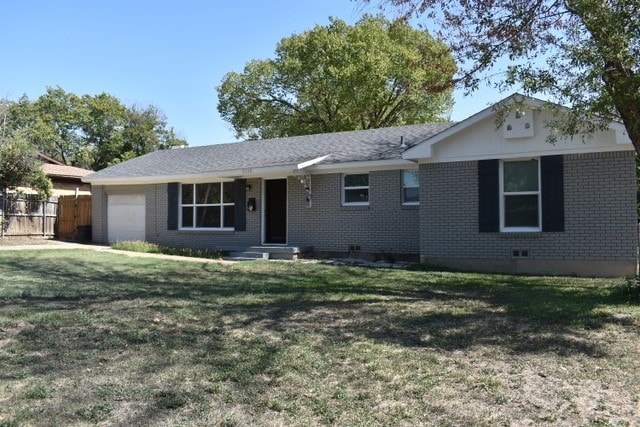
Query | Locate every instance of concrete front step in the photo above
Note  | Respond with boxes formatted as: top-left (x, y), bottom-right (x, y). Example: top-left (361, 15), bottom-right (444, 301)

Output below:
top-left (224, 245), bottom-right (313, 261)
top-left (227, 252), bottom-right (271, 260)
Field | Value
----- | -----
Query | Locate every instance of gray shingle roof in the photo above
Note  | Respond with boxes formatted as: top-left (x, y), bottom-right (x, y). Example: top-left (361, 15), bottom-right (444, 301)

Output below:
top-left (85, 122), bottom-right (454, 182)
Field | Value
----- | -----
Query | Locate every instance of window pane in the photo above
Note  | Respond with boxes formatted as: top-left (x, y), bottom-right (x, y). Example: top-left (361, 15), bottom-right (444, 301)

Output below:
top-left (196, 183), bottom-right (220, 204)
top-left (223, 206), bottom-right (235, 228)
top-left (223, 183), bottom-right (235, 203)
top-left (181, 184), bottom-right (193, 204)
top-left (402, 170), bottom-right (419, 188)
top-left (181, 207), bottom-right (193, 227)
top-left (344, 174), bottom-right (369, 188)
top-left (344, 188), bottom-right (369, 203)
top-left (504, 160), bottom-right (538, 192)
top-left (403, 187), bottom-right (419, 203)
top-left (504, 195), bottom-right (539, 227)
top-left (196, 206), bottom-right (221, 228)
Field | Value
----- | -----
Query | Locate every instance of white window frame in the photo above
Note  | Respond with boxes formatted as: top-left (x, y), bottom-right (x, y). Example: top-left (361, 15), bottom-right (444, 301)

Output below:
top-left (342, 173), bottom-right (370, 206)
top-left (179, 182), bottom-right (235, 230)
top-left (499, 158), bottom-right (542, 232)
top-left (401, 170), bottom-right (420, 205)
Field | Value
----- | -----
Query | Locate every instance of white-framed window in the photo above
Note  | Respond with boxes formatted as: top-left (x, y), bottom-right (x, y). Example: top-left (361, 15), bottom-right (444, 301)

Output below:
top-left (180, 182), bottom-right (235, 229)
top-left (342, 173), bottom-right (369, 205)
top-left (402, 170), bottom-right (419, 205)
top-left (500, 158), bottom-right (541, 232)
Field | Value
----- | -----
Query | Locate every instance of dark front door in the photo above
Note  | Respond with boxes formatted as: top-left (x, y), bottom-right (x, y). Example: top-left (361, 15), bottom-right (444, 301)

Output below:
top-left (264, 179), bottom-right (287, 244)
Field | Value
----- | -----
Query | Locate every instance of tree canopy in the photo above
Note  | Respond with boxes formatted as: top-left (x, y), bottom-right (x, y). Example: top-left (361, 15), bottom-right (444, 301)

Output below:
top-left (6, 87), bottom-right (186, 170)
top-left (217, 14), bottom-right (456, 140)
top-left (362, 0), bottom-right (640, 154)
top-left (0, 101), bottom-right (51, 199)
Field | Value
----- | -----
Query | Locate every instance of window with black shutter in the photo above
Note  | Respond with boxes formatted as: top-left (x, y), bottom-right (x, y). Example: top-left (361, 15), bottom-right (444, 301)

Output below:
top-left (478, 159), bottom-right (500, 232)
top-left (478, 156), bottom-right (564, 233)
top-left (541, 155), bottom-right (565, 232)
top-left (167, 182), bottom-right (179, 230)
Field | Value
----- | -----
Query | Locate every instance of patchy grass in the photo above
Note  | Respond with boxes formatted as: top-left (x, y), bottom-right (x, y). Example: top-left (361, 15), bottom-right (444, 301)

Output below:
top-left (0, 250), bottom-right (639, 426)
top-left (110, 240), bottom-right (226, 259)
top-left (0, 237), bottom-right (56, 246)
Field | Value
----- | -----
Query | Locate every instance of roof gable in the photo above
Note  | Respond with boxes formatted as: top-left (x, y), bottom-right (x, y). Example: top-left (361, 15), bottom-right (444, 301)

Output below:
top-left (403, 94), bottom-right (633, 162)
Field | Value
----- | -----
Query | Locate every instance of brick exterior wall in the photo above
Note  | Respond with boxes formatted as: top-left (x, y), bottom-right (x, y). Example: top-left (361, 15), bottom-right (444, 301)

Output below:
top-left (91, 185), bottom-right (107, 243)
top-left (91, 181), bottom-right (262, 248)
top-left (288, 170), bottom-right (420, 256)
top-left (144, 179), bottom-right (263, 251)
top-left (92, 171), bottom-right (419, 257)
top-left (420, 151), bottom-right (638, 275)
top-left (91, 151), bottom-right (636, 276)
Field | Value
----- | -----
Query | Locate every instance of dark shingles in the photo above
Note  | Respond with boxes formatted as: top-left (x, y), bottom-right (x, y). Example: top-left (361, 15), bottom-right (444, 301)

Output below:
top-left (86, 122), bottom-right (454, 180)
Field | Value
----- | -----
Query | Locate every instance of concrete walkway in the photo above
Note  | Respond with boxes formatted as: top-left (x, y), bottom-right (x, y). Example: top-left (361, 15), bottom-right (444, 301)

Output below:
top-left (0, 239), bottom-right (236, 264)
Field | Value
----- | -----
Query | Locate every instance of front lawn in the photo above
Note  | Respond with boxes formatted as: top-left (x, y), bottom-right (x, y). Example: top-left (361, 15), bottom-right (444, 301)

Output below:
top-left (0, 250), bottom-right (638, 426)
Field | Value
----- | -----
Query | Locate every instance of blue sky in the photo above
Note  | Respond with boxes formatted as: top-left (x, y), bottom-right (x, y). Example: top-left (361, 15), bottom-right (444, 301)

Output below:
top-left (1, 0), bottom-right (506, 147)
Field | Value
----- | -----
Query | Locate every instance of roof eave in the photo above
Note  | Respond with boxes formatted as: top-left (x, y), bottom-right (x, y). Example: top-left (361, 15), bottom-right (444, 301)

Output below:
top-left (83, 163), bottom-right (306, 185)
top-left (305, 158), bottom-right (418, 174)
top-left (83, 158), bottom-right (420, 185)
top-left (48, 174), bottom-right (88, 180)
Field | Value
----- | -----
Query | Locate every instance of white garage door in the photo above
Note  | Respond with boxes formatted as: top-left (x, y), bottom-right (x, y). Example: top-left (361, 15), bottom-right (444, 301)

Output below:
top-left (107, 194), bottom-right (146, 243)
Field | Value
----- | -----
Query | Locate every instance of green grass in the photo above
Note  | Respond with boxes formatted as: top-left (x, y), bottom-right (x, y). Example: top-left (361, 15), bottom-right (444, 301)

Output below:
top-left (110, 240), bottom-right (226, 259)
top-left (0, 249), bottom-right (638, 426)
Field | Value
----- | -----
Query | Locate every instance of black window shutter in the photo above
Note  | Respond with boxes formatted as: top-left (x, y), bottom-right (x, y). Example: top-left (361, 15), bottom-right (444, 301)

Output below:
top-left (541, 155), bottom-right (565, 232)
top-left (167, 182), bottom-right (179, 230)
top-left (478, 159), bottom-right (500, 232)
top-left (233, 179), bottom-right (247, 232)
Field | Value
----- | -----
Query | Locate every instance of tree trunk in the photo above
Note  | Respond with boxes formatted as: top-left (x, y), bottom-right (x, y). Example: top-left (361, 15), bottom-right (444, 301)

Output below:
top-left (616, 99), bottom-right (640, 156)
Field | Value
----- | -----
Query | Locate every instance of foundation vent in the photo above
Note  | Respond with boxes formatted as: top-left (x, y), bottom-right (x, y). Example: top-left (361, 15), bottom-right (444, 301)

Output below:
top-left (512, 249), bottom-right (529, 258)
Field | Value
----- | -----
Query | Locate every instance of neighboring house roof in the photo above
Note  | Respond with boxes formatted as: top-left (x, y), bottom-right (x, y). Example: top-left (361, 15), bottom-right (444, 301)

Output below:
top-left (83, 123), bottom-right (454, 185)
top-left (36, 152), bottom-right (93, 179)
top-left (42, 163), bottom-right (93, 180)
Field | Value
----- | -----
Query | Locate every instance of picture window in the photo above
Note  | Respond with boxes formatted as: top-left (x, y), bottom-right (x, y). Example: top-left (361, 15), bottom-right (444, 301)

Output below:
top-left (180, 182), bottom-right (235, 229)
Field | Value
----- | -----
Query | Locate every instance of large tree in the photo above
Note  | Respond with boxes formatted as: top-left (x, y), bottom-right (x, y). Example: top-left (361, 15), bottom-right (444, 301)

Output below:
top-left (0, 135), bottom-right (52, 200)
top-left (0, 100), bottom-right (52, 200)
top-left (217, 14), bottom-right (456, 140)
top-left (6, 87), bottom-right (186, 170)
top-left (362, 0), bottom-right (640, 154)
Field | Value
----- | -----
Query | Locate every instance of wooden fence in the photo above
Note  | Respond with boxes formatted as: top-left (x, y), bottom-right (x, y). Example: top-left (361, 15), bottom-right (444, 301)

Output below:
top-left (0, 194), bottom-right (92, 240)
top-left (57, 195), bottom-right (92, 240)
top-left (0, 194), bottom-right (58, 237)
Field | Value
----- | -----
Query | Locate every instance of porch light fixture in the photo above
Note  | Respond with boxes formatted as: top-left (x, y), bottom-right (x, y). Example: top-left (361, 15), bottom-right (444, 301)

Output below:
top-left (247, 197), bottom-right (256, 212)
top-left (295, 173), bottom-right (312, 208)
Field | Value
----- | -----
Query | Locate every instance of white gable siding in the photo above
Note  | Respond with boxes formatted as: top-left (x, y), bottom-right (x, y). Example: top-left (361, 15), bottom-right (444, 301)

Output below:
top-left (424, 110), bottom-right (632, 163)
